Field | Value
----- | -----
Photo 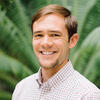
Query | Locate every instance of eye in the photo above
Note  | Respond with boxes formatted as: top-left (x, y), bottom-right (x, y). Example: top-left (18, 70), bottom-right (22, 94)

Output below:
top-left (51, 33), bottom-right (60, 37)
top-left (34, 34), bottom-right (43, 37)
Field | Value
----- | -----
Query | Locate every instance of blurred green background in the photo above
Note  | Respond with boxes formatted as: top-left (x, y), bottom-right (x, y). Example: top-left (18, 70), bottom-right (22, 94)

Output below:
top-left (0, 0), bottom-right (100, 100)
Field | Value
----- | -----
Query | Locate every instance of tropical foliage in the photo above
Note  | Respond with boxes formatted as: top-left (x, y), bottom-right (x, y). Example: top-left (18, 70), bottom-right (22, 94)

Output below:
top-left (0, 0), bottom-right (100, 99)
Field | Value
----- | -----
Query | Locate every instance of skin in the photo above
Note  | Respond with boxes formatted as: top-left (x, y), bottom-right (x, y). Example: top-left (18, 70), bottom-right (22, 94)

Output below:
top-left (32, 14), bottom-right (78, 82)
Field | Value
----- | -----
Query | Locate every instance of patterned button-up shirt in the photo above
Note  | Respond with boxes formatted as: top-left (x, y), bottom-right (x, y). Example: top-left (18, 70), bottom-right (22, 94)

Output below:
top-left (12, 60), bottom-right (100, 100)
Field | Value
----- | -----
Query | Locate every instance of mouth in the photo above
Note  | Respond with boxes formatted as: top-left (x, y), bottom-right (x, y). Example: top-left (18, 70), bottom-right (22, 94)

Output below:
top-left (40, 51), bottom-right (56, 55)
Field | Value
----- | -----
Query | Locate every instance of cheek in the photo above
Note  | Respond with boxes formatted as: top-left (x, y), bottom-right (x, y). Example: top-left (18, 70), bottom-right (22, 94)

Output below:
top-left (32, 40), bottom-right (39, 52)
top-left (54, 40), bottom-right (67, 57)
top-left (55, 38), bottom-right (68, 48)
top-left (32, 39), bottom-right (39, 46)
top-left (57, 39), bottom-right (69, 55)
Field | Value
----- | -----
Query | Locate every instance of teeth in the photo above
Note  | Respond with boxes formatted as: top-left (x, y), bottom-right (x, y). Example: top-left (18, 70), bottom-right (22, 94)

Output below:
top-left (42, 51), bottom-right (54, 55)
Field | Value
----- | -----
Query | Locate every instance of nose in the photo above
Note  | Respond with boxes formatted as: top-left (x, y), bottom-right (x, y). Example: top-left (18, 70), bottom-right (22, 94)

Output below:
top-left (41, 35), bottom-right (53, 49)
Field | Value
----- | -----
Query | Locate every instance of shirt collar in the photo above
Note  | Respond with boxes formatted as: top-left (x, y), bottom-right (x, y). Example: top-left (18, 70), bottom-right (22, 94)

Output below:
top-left (36, 60), bottom-right (74, 89)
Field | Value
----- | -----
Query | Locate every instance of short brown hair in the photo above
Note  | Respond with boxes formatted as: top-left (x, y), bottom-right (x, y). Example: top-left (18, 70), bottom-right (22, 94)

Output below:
top-left (31, 4), bottom-right (78, 39)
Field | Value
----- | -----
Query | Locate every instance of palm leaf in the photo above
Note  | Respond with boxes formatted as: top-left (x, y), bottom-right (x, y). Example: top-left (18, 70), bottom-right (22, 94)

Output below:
top-left (0, 72), bottom-right (17, 90)
top-left (0, 90), bottom-right (11, 100)
top-left (81, 27), bottom-right (100, 47)
top-left (0, 8), bottom-right (39, 72)
top-left (83, 51), bottom-right (100, 83)
top-left (79, 0), bottom-right (100, 46)
top-left (0, 51), bottom-right (33, 80)
top-left (68, 0), bottom-right (97, 51)
top-left (22, 0), bottom-right (48, 19)
top-left (71, 27), bottom-right (100, 84)
top-left (1, 0), bottom-right (32, 44)
top-left (71, 0), bottom-right (96, 34)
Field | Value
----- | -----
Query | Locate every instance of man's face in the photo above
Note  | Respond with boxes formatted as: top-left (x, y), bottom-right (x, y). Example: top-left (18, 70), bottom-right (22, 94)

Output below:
top-left (32, 14), bottom-right (71, 68)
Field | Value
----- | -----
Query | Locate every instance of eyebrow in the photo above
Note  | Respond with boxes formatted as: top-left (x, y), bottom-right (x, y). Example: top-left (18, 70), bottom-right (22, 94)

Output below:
top-left (33, 31), bottom-right (42, 34)
top-left (49, 30), bottom-right (61, 33)
top-left (33, 30), bottom-right (62, 34)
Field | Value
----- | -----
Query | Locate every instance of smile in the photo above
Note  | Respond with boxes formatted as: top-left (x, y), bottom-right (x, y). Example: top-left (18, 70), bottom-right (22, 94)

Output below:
top-left (40, 51), bottom-right (56, 55)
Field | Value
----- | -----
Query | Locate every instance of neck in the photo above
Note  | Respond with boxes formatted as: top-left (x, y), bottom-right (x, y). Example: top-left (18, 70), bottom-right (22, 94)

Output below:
top-left (41, 58), bottom-right (68, 83)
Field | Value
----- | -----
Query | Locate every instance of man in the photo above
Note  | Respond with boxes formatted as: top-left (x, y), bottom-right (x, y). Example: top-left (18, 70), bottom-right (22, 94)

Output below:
top-left (12, 4), bottom-right (100, 100)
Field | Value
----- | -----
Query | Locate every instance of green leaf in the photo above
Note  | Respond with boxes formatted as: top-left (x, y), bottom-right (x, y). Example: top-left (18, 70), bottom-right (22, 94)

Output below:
top-left (71, 27), bottom-right (100, 84)
top-left (78, 0), bottom-right (100, 46)
top-left (69, 0), bottom-right (97, 50)
top-left (2, 0), bottom-right (32, 44)
top-left (0, 90), bottom-right (11, 100)
top-left (0, 8), bottom-right (39, 72)
top-left (81, 27), bottom-right (100, 47)
top-left (0, 51), bottom-right (33, 80)
top-left (71, 0), bottom-right (96, 34)
top-left (83, 51), bottom-right (100, 83)
top-left (22, 0), bottom-right (48, 18)
top-left (0, 71), bottom-right (17, 89)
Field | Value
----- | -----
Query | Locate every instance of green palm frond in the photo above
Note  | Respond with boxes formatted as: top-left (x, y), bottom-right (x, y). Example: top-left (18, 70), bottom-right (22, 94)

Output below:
top-left (1, 0), bottom-right (32, 44)
top-left (22, 0), bottom-right (48, 20)
top-left (66, 0), bottom-right (97, 55)
top-left (81, 27), bottom-right (100, 47)
top-left (0, 51), bottom-right (33, 79)
top-left (0, 8), bottom-right (39, 72)
top-left (0, 90), bottom-right (11, 100)
top-left (79, 0), bottom-right (100, 46)
top-left (47, 0), bottom-right (66, 6)
top-left (72, 46), bottom-right (96, 73)
top-left (71, 0), bottom-right (96, 34)
top-left (83, 51), bottom-right (100, 82)
top-left (68, 0), bottom-right (97, 51)
top-left (0, 72), bottom-right (17, 90)
top-left (72, 27), bottom-right (100, 69)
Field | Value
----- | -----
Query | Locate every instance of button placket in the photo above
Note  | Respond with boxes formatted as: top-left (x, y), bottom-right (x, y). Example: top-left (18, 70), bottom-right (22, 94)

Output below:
top-left (39, 83), bottom-right (51, 100)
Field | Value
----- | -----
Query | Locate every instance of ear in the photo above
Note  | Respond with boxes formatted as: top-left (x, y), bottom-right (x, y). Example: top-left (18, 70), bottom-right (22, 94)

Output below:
top-left (69, 33), bottom-right (79, 48)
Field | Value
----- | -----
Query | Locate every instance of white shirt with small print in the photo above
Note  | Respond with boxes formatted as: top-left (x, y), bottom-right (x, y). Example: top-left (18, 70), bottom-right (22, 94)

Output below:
top-left (12, 60), bottom-right (100, 100)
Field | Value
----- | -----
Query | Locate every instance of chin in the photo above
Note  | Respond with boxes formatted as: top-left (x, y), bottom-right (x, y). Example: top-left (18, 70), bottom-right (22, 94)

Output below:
top-left (39, 61), bottom-right (58, 69)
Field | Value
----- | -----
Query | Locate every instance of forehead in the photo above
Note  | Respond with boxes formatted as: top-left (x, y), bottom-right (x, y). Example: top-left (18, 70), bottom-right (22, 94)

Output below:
top-left (33, 14), bottom-right (67, 32)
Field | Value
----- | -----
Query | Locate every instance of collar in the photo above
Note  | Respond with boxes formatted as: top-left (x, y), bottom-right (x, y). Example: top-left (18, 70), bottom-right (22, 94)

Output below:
top-left (35, 60), bottom-right (74, 89)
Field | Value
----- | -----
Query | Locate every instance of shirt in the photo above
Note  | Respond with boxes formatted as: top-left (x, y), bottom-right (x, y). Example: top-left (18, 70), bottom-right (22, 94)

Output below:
top-left (12, 60), bottom-right (100, 100)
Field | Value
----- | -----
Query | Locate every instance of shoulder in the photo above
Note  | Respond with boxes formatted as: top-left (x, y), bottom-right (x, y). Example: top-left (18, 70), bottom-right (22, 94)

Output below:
top-left (74, 71), bottom-right (99, 90)
top-left (12, 73), bottom-right (38, 100)
top-left (17, 73), bottom-right (38, 86)
top-left (81, 89), bottom-right (100, 100)
top-left (73, 71), bottom-right (100, 99)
